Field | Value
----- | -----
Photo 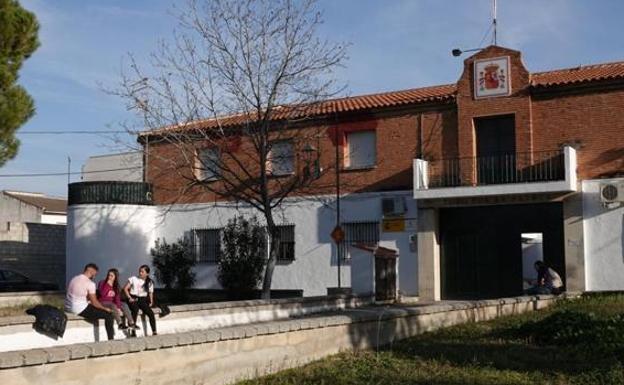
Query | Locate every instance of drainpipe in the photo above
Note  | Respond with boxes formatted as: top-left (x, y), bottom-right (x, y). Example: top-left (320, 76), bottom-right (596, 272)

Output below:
top-left (419, 114), bottom-right (424, 159)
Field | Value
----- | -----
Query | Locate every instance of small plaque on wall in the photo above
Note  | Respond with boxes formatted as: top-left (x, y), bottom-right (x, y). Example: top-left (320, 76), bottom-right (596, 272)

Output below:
top-left (474, 56), bottom-right (511, 99)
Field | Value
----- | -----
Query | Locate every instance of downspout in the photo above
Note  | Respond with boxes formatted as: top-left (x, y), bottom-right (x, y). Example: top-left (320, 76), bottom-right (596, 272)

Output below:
top-left (419, 114), bottom-right (424, 159)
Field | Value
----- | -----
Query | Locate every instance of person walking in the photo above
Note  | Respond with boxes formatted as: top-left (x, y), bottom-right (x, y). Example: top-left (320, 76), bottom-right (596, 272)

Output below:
top-left (97, 268), bottom-right (139, 331)
top-left (123, 265), bottom-right (157, 336)
top-left (65, 263), bottom-right (116, 340)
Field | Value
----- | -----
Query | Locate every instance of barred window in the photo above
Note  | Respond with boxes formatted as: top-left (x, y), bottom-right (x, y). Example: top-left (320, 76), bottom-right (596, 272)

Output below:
top-left (340, 221), bottom-right (380, 260)
top-left (274, 224), bottom-right (295, 262)
top-left (192, 228), bottom-right (221, 263)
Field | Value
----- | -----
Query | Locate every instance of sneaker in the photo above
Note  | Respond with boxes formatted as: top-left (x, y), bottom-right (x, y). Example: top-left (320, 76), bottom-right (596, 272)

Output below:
top-left (118, 324), bottom-right (128, 330)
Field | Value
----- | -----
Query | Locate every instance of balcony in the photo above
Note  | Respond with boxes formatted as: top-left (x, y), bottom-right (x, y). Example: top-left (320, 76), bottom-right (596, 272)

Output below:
top-left (413, 146), bottom-right (577, 200)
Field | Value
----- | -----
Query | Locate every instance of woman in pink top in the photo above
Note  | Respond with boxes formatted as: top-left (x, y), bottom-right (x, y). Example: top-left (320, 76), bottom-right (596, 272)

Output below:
top-left (97, 268), bottom-right (137, 330)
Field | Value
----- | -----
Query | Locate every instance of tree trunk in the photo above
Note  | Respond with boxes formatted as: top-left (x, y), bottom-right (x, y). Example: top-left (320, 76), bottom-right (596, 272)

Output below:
top-left (261, 213), bottom-right (280, 300)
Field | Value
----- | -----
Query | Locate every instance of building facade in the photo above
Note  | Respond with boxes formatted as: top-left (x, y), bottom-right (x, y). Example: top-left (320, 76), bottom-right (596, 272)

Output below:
top-left (67, 45), bottom-right (624, 299)
top-left (0, 191), bottom-right (67, 288)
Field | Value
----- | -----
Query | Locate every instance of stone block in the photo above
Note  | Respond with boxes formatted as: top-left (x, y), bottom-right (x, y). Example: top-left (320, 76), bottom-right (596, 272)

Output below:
top-left (126, 338), bottom-right (147, 352)
top-left (190, 331), bottom-right (207, 344)
top-left (43, 347), bottom-right (70, 363)
top-left (160, 334), bottom-right (178, 348)
top-left (68, 344), bottom-right (92, 360)
top-left (266, 322), bottom-right (280, 334)
top-left (219, 328), bottom-right (234, 340)
top-left (231, 327), bottom-right (246, 339)
top-left (145, 335), bottom-right (163, 350)
top-left (23, 349), bottom-right (48, 366)
top-left (90, 342), bottom-right (112, 357)
top-left (254, 324), bottom-right (269, 335)
top-left (278, 322), bottom-right (291, 333)
top-left (244, 326), bottom-right (257, 338)
top-left (204, 330), bottom-right (220, 342)
top-left (0, 352), bottom-right (23, 368)
top-left (109, 341), bottom-right (130, 355)
top-left (177, 333), bottom-right (193, 346)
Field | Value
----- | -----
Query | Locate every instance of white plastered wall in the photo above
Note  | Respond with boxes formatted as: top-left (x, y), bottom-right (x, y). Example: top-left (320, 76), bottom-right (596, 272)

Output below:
top-left (66, 204), bottom-right (157, 285)
top-left (582, 178), bottom-right (624, 291)
top-left (66, 191), bottom-right (419, 297)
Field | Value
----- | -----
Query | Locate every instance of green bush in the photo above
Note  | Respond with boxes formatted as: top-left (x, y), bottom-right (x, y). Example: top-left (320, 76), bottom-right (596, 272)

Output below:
top-left (151, 238), bottom-right (197, 293)
top-left (218, 215), bottom-right (266, 298)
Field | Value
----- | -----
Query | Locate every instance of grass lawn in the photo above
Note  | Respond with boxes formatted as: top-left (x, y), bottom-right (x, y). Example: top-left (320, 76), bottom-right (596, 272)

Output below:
top-left (239, 294), bottom-right (624, 385)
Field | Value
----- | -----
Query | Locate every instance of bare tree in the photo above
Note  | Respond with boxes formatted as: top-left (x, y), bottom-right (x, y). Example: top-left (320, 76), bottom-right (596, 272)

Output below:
top-left (115, 0), bottom-right (348, 299)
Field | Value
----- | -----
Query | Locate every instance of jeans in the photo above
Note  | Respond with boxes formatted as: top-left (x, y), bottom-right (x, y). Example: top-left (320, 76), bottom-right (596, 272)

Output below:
top-left (526, 286), bottom-right (563, 295)
top-left (128, 296), bottom-right (156, 334)
top-left (79, 304), bottom-right (115, 340)
top-left (101, 302), bottom-right (133, 326)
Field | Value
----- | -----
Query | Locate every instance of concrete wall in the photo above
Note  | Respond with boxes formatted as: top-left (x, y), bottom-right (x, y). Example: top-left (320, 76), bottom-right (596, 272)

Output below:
top-left (0, 295), bottom-right (370, 353)
top-left (0, 194), bottom-right (41, 223)
top-left (0, 295), bottom-right (565, 385)
top-left (66, 204), bottom-right (157, 286)
top-left (153, 191), bottom-right (418, 297)
top-left (65, 191), bottom-right (419, 297)
top-left (0, 223), bottom-right (66, 289)
top-left (81, 151), bottom-right (143, 182)
top-left (583, 178), bottom-right (624, 291)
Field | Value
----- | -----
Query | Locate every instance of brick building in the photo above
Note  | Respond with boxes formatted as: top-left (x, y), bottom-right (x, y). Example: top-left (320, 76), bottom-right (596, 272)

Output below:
top-left (67, 45), bottom-right (624, 299)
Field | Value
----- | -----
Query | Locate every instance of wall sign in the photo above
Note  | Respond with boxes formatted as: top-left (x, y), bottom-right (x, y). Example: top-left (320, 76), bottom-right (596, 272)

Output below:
top-left (474, 56), bottom-right (511, 99)
top-left (382, 218), bottom-right (405, 232)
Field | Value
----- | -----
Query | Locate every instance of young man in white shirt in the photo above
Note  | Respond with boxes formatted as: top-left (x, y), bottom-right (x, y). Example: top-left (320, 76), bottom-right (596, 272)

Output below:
top-left (65, 263), bottom-right (116, 340)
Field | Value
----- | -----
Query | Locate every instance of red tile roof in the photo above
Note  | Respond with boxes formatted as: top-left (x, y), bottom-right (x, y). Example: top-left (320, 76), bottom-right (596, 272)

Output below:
top-left (140, 84), bottom-right (456, 136)
top-left (531, 61), bottom-right (624, 88)
top-left (141, 60), bottom-right (624, 137)
top-left (3, 191), bottom-right (67, 214)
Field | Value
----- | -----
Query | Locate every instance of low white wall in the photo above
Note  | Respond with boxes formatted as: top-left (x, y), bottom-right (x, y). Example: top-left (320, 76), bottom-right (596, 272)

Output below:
top-left (66, 204), bottom-right (157, 286)
top-left (0, 295), bottom-right (566, 385)
top-left (65, 191), bottom-right (419, 297)
top-left (583, 178), bottom-right (624, 291)
top-left (0, 296), bottom-right (370, 353)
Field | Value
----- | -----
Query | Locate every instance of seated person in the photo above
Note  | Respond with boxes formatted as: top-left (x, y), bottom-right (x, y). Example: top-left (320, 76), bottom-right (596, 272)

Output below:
top-left (65, 263), bottom-right (116, 340)
top-left (526, 261), bottom-right (564, 295)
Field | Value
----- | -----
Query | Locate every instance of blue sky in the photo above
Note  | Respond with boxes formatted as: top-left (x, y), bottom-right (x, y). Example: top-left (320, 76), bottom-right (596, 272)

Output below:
top-left (3, 0), bottom-right (624, 197)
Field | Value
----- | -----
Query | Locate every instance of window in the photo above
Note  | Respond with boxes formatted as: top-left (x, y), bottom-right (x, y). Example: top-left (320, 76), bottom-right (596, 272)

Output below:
top-left (345, 131), bottom-right (376, 169)
top-left (274, 224), bottom-right (295, 262)
top-left (192, 228), bottom-right (221, 263)
top-left (339, 221), bottom-right (380, 260)
top-left (196, 147), bottom-right (220, 181)
top-left (267, 141), bottom-right (294, 176)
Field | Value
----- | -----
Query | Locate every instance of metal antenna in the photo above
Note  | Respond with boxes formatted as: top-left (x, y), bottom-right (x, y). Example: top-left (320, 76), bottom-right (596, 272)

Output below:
top-left (493, 0), bottom-right (498, 45)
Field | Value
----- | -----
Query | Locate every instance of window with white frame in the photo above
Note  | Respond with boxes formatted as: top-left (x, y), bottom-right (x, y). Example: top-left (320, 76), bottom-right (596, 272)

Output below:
top-left (345, 131), bottom-right (376, 169)
top-left (196, 147), bottom-right (220, 181)
top-left (267, 141), bottom-right (294, 176)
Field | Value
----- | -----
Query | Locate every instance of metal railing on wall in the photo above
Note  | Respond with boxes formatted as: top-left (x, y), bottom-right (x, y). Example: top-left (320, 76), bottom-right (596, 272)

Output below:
top-left (427, 150), bottom-right (565, 188)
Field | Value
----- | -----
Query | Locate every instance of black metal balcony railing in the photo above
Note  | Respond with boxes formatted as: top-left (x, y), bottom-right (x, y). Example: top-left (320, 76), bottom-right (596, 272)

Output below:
top-left (427, 150), bottom-right (565, 188)
top-left (68, 181), bottom-right (154, 206)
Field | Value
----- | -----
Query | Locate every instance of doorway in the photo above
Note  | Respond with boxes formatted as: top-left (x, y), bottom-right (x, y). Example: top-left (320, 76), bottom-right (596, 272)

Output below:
top-left (440, 203), bottom-right (564, 299)
top-left (475, 115), bottom-right (516, 184)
